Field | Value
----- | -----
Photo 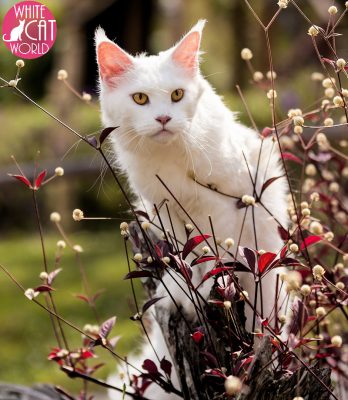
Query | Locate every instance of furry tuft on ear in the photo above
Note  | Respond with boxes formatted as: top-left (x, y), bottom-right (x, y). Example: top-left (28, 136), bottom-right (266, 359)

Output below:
top-left (171, 19), bottom-right (206, 73)
top-left (95, 27), bottom-right (133, 87)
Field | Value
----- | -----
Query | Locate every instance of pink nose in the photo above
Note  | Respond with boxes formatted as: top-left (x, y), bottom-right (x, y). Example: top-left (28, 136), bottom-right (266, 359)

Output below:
top-left (156, 115), bottom-right (172, 125)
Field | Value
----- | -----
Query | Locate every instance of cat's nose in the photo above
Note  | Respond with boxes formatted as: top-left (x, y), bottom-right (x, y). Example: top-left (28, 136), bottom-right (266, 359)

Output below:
top-left (156, 115), bottom-right (172, 125)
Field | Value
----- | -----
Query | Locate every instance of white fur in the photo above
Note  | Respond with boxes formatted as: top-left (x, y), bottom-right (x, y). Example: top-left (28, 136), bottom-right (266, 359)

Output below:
top-left (97, 21), bottom-right (289, 399)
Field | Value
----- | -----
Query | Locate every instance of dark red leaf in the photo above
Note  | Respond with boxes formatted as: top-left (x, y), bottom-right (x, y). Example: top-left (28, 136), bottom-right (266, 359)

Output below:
top-left (261, 127), bottom-right (273, 137)
top-left (191, 331), bottom-right (204, 344)
top-left (80, 350), bottom-right (95, 359)
top-left (200, 351), bottom-right (218, 367)
top-left (160, 357), bottom-right (172, 377)
top-left (198, 267), bottom-right (233, 287)
top-left (75, 294), bottom-right (90, 304)
top-left (300, 235), bottom-right (322, 251)
top-left (288, 297), bottom-right (308, 335)
top-left (191, 256), bottom-right (217, 266)
top-left (99, 127), bottom-right (118, 146)
top-left (99, 316), bottom-right (116, 339)
top-left (261, 176), bottom-right (284, 195)
top-left (258, 252), bottom-right (277, 274)
top-left (280, 245), bottom-right (288, 259)
top-left (124, 270), bottom-right (154, 280)
top-left (278, 226), bottom-right (290, 241)
top-left (182, 234), bottom-right (211, 259)
top-left (282, 152), bottom-right (303, 164)
top-left (142, 297), bottom-right (165, 314)
top-left (9, 174), bottom-right (32, 188)
top-left (142, 359), bottom-right (158, 374)
top-left (321, 57), bottom-right (336, 67)
top-left (239, 247), bottom-right (257, 275)
top-left (34, 170), bottom-right (47, 189)
top-left (34, 284), bottom-right (54, 292)
top-left (47, 268), bottom-right (62, 285)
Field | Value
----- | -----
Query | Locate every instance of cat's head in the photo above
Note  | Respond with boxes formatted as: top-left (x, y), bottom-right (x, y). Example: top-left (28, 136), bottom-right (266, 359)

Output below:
top-left (95, 20), bottom-right (206, 146)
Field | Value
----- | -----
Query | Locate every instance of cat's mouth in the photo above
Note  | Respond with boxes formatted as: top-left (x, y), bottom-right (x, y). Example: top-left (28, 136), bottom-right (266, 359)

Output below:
top-left (151, 129), bottom-right (176, 143)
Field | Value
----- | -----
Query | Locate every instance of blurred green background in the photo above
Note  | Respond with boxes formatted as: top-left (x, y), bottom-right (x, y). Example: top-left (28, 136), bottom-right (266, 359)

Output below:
top-left (0, 0), bottom-right (348, 398)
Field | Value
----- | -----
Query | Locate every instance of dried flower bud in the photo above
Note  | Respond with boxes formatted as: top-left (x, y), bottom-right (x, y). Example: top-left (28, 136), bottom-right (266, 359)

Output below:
top-left (253, 71), bottom-right (264, 82)
top-left (39, 271), bottom-right (48, 280)
top-left (333, 96), bottom-right (344, 107)
top-left (343, 254), bottom-right (348, 263)
top-left (162, 256), bottom-right (170, 264)
top-left (73, 244), bottom-right (83, 253)
top-left (289, 243), bottom-right (299, 253)
top-left (308, 25), bottom-right (319, 36)
top-left (134, 253), bottom-right (142, 262)
top-left (8, 79), bottom-right (18, 87)
top-left (50, 212), bottom-right (61, 223)
top-left (342, 89), bottom-right (348, 98)
top-left (336, 282), bottom-right (345, 290)
top-left (328, 5), bottom-right (338, 15)
top-left (72, 209), bottom-right (84, 221)
top-left (266, 70), bottom-right (277, 80)
top-left (141, 221), bottom-right (150, 230)
top-left (241, 48), bottom-right (253, 60)
top-left (16, 59), bottom-right (25, 68)
top-left (324, 231), bottom-right (334, 241)
top-left (323, 77), bottom-right (335, 88)
top-left (331, 335), bottom-right (343, 347)
top-left (202, 246), bottom-right (210, 254)
top-left (57, 69), bottom-right (68, 80)
top-left (311, 72), bottom-right (324, 81)
top-left (241, 195), bottom-right (256, 205)
top-left (325, 87), bottom-right (335, 98)
top-left (240, 290), bottom-right (249, 300)
top-left (305, 164), bottom-right (316, 176)
top-left (313, 264), bottom-right (325, 281)
top-left (336, 58), bottom-right (346, 69)
top-left (224, 375), bottom-right (242, 395)
top-left (323, 118), bottom-right (334, 127)
top-left (343, 167), bottom-right (348, 177)
top-left (224, 300), bottom-right (232, 310)
top-left (329, 182), bottom-right (339, 193)
top-left (120, 222), bottom-right (129, 231)
top-left (185, 223), bottom-right (194, 232)
top-left (301, 208), bottom-right (310, 216)
top-left (334, 263), bottom-right (344, 273)
top-left (300, 284), bottom-right (311, 296)
top-left (55, 167), bottom-right (64, 176)
top-left (82, 92), bottom-right (92, 102)
top-left (293, 116), bottom-right (304, 126)
top-left (293, 397), bottom-right (304, 400)
top-left (310, 192), bottom-right (320, 202)
top-left (277, 0), bottom-right (288, 9)
top-left (279, 314), bottom-right (287, 324)
top-left (346, 1), bottom-right (348, 8)
top-left (267, 89), bottom-right (277, 99)
top-left (294, 126), bottom-right (303, 135)
top-left (316, 306), bottom-right (326, 317)
top-left (57, 240), bottom-right (66, 249)
top-left (224, 238), bottom-right (235, 248)
top-left (321, 99), bottom-right (330, 108)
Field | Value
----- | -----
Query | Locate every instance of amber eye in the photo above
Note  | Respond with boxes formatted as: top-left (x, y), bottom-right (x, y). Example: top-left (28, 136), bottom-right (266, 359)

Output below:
top-left (171, 89), bottom-right (184, 102)
top-left (132, 93), bottom-right (149, 105)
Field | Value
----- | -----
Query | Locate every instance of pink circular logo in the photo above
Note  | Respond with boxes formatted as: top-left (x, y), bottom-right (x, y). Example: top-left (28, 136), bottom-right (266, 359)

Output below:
top-left (2, 1), bottom-right (57, 59)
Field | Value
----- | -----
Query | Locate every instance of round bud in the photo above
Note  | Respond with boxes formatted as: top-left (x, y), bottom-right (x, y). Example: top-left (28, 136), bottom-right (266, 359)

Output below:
top-left (16, 59), bottom-right (25, 68)
top-left (328, 6), bottom-right (338, 15)
top-left (55, 167), bottom-right (64, 176)
top-left (50, 212), bottom-right (61, 223)
top-left (72, 209), bottom-right (84, 221)
top-left (241, 48), bottom-right (253, 60)
top-left (253, 71), bottom-right (264, 82)
top-left (331, 335), bottom-right (343, 347)
top-left (57, 69), bottom-right (68, 80)
top-left (134, 253), bottom-right (143, 262)
top-left (308, 26), bottom-right (319, 36)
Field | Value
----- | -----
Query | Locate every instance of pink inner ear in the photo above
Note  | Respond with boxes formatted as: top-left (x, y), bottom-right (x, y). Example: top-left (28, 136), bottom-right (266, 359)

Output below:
top-left (98, 42), bottom-right (132, 85)
top-left (172, 31), bottom-right (200, 71)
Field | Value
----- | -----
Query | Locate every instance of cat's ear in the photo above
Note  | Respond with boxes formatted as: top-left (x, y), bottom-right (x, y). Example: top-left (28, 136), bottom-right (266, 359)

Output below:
top-left (171, 19), bottom-right (206, 74)
top-left (95, 27), bottom-right (133, 87)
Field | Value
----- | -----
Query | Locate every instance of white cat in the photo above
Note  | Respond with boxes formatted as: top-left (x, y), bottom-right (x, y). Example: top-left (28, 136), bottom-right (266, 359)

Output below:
top-left (2, 19), bottom-right (25, 42)
top-left (95, 20), bottom-right (289, 399)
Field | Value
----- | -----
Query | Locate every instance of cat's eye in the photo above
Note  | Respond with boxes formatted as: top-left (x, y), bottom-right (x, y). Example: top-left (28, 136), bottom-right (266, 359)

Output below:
top-left (171, 89), bottom-right (184, 102)
top-left (132, 93), bottom-right (149, 105)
